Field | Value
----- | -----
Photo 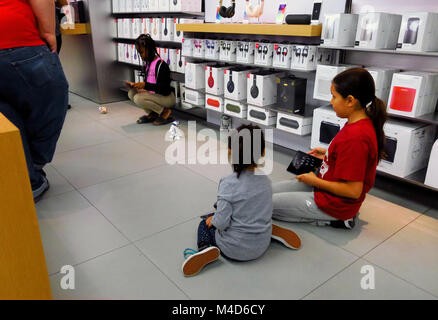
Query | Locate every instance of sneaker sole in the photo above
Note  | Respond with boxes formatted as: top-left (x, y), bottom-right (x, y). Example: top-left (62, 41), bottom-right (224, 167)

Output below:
top-left (272, 224), bottom-right (301, 250)
top-left (182, 247), bottom-right (220, 277)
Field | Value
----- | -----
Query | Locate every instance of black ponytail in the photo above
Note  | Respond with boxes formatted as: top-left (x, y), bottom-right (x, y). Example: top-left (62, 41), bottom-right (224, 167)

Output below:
top-left (135, 34), bottom-right (159, 73)
top-left (333, 68), bottom-right (388, 162)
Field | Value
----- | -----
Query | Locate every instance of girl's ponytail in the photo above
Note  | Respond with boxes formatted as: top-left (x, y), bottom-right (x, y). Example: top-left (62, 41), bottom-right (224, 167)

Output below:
top-left (366, 97), bottom-right (387, 162)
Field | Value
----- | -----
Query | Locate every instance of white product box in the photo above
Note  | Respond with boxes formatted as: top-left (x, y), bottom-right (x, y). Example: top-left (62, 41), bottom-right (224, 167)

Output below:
top-left (126, 0), bottom-right (133, 12)
top-left (179, 83), bottom-right (194, 110)
top-left (117, 43), bottom-right (125, 62)
top-left (127, 44), bottom-right (135, 64)
top-left (174, 18), bottom-right (183, 42)
top-left (247, 105), bottom-right (277, 126)
top-left (150, 18), bottom-right (161, 40)
top-left (119, 0), bottom-right (127, 12)
top-left (141, 0), bottom-right (149, 12)
top-left (132, 19), bottom-right (142, 39)
top-left (205, 39), bottom-right (221, 60)
top-left (134, 69), bottom-right (145, 83)
top-left (161, 18), bottom-right (174, 41)
top-left (176, 49), bottom-right (185, 73)
top-left (425, 139), bottom-right (438, 188)
top-left (133, 0), bottom-right (142, 12)
top-left (355, 13), bottom-right (402, 49)
top-left (254, 43), bottom-right (274, 67)
top-left (273, 44), bottom-right (293, 69)
top-left (313, 64), bottom-right (358, 101)
top-left (205, 94), bottom-right (225, 112)
top-left (170, 0), bottom-right (202, 12)
top-left (131, 44), bottom-right (141, 64)
top-left (236, 41), bottom-right (255, 64)
top-left (219, 40), bottom-right (237, 62)
top-left (397, 12), bottom-right (438, 52)
top-left (161, 47), bottom-right (169, 65)
top-left (159, 0), bottom-right (170, 11)
top-left (140, 18), bottom-right (151, 35)
top-left (321, 14), bottom-right (359, 47)
top-left (311, 105), bottom-right (348, 149)
top-left (205, 65), bottom-right (227, 95)
top-left (185, 62), bottom-right (210, 90)
top-left (112, 0), bottom-right (120, 13)
top-left (117, 19), bottom-right (124, 38)
top-left (193, 39), bottom-right (205, 58)
top-left (276, 113), bottom-right (313, 136)
top-left (185, 88), bottom-right (205, 106)
top-left (224, 67), bottom-right (258, 101)
top-left (291, 45), bottom-right (317, 71)
top-left (122, 19), bottom-right (131, 38)
top-left (148, 0), bottom-right (158, 11)
top-left (168, 49), bottom-right (177, 72)
top-left (316, 48), bottom-right (340, 65)
top-left (224, 99), bottom-right (248, 119)
top-left (247, 71), bottom-right (283, 107)
top-left (367, 67), bottom-right (399, 104)
top-left (378, 120), bottom-right (436, 178)
top-left (182, 38), bottom-right (194, 57)
top-left (387, 72), bottom-right (438, 117)
top-left (130, 18), bottom-right (137, 39)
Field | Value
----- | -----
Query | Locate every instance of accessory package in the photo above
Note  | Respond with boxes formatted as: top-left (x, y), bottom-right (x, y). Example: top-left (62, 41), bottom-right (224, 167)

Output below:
top-left (185, 88), bottom-right (205, 107)
top-left (224, 98), bottom-right (249, 119)
top-left (277, 76), bottom-right (307, 115)
top-left (254, 42), bottom-right (274, 67)
top-left (173, 18), bottom-right (183, 42)
top-left (141, 18), bottom-right (151, 36)
top-left (273, 44), bottom-right (293, 69)
top-left (205, 94), bottom-right (225, 112)
top-left (355, 13), bottom-right (402, 49)
top-left (182, 38), bottom-right (194, 57)
top-left (236, 41), bottom-right (255, 64)
top-left (287, 151), bottom-right (323, 175)
top-left (205, 39), bottom-right (221, 59)
top-left (193, 39), bottom-right (206, 58)
top-left (161, 18), bottom-right (175, 41)
top-left (291, 45), bottom-right (317, 71)
top-left (321, 13), bottom-right (358, 47)
top-left (276, 113), bottom-right (313, 136)
top-left (310, 105), bottom-right (348, 149)
top-left (397, 12), bottom-right (438, 52)
top-left (247, 105), bottom-right (277, 126)
top-left (176, 49), bottom-right (186, 73)
top-left (219, 40), bottom-right (237, 62)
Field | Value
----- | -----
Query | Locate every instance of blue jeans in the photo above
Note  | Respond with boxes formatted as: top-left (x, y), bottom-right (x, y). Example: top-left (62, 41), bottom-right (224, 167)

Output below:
top-left (197, 218), bottom-right (217, 251)
top-left (0, 45), bottom-right (68, 189)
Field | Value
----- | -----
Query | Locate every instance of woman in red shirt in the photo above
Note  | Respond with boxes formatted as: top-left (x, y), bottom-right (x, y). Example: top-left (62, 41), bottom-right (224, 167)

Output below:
top-left (272, 68), bottom-right (387, 229)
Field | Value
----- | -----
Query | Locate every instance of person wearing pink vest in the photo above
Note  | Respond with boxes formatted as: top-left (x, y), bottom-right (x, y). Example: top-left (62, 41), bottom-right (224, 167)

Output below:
top-left (126, 34), bottom-right (175, 125)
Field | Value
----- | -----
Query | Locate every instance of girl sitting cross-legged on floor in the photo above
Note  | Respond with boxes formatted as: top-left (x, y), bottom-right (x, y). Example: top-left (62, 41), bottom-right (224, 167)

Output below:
top-left (182, 124), bottom-right (301, 277)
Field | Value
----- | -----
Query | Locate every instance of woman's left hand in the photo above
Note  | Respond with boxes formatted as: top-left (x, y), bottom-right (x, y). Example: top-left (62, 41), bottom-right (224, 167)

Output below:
top-left (133, 82), bottom-right (145, 89)
top-left (296, 172), bottom-right (319, 187)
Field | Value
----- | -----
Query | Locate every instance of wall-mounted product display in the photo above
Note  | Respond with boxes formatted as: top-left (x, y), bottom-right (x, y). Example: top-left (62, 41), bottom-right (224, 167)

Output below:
top-left (276, 113), bottom-right (313, 136)
top-left (355, 13), bottom-right (402, 49)
top-left (321, 14), bottom-right (358, 47)
top-left (425, 139), bottom-right (438, 189)
top-left (170, 0), bottom-right (202, 12)
top-left (205, 94), bottom-right (225, 112)
top-left (397, 12), bottom-right (438, 52)
top-left (174, 18), bottom-right (184, 42)
top-left (254, 42), bottom-right (274, 67)
top-left (224, 67), bottom-right (259, 101)
top-left (182, 38), bottom-right (194, 56)
top-left (224, 98), bottom-right (249, 119)
top-left (161, 18), bottom-right (175, 41)
top-left (273, 44), bottom-right (293, 69)
top-left (205, 39), bottom-right (221, 60)
top-left (247, 105), bottom-right (277, 126)
top-left (366, 67), bottom-right (399, 105)
top-left (236, 41), bottom-right (255, 64)
top-left (377, 120), bottom-right (436, 178)
top-left (185, 88), bottom-right (205, 106)
top-left (276, 76), bottom-right (307, 115)
top-left (291, 45), bottom-right (317, 71)
top-left (247, 70), bottom-right (283, 107)
top-left (151, 18), bottom-right (162, 40)
top-left (193, 39), bottom-right (206, 58)
top-left (316, 48), bottom-right (340, 66)
top-left (311, 105), bottom-right (348, 149)
top-left (205, 64), bottom-right (228, 95)
top-left (176, 49), bottom-right (186, 73)
top-left (185, 61), bottom-right (211, 90)
top-left (387, 71), bottom-right (438, 118)
top-left (219, 40), bottom-right (237, 62)
top-left (313, 64), bottom-right (358, 101)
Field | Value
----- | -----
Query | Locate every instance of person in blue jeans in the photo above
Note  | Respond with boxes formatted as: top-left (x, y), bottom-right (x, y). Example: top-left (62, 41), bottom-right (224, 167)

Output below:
top-left (0, 0), bottom-right (69, 202)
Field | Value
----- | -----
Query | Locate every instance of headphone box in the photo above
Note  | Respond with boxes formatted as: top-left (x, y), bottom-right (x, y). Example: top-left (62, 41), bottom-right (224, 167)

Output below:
top-left (193, 39), bottom-right (206, 58)
top-left (224, 99), bottom-right (248, 119)
top-left (247, 71), bottom-right (284, 107)
top-left (291, 45), bottom-right (317, 71)
top-left (397, 12), bottom-right (438, 52)
top-left (161, 18), bottom-right (174, 41)
top-left (355, 13), bottom-right (402, 49)
top-left (224, 67), bottom-right (259, 101)
top-left (425, 139), bottom-right (438, 188)
top-left (236, 41), bottom-right (255, 64)
top-left (205, 94), bottom-right (225, 112)
top-left (122, 18), bottom-right (131, 39)
top-left (377, 119), bottom-right (436, 178)
top-left (276, 113), bottom-right (313, 136)
top-left (159, 0), bottom-right (170, 11)
top-left (313, 64), bottom-right (359, 101)
top-left (124, 43), bottom-right (133, 63)
top-left (125, 0), bottom-right (133, 12)
top-left (117, 43), bottom-right (125, 62)
top-left (150, 18), bottom-right (162, 40)
top-left (140, 18), bottom-right (151, 35)
top-left (185, 88), bottom-right (205, 107)
top-left (174, 18), bottom-right (183, 42)
top-left (148, 0), bottom-right (158, 11)
top-left (132, 44), bottom-right (142, 65)
top-left (168, 49), bottom-right (177, 72)
top-left (276, 77), bottom-right (307, 115)
top-left (205, 65), bottom-right (228, 95)
top-left (185, 62), bottom-right (210, 90)
top-left (219, 40), bottom-right (237, 62)
top-left (112, 0), bottom-right (120, 13)
top-left (321, 14), bottom-right (358, 47)
top-left (133, 0), bottom-right (142, 12)
top-left (116, 19), bottom-right (123, 38)
top-left (273, 44), bottom-right (293, 69)
top-left (366, 67), bottom-right (399, 104)
top-left (247, 105), bottom-right (277, 126)
top-left (205, 39), bottom-right (221, 60)
top-left (132, 18), bottom-right (142, 39)
top-left (170, 0), bottom-right (202, 12)
top-left (176, 49), bottom-right (185, 73)
top-left (311, 105), bottom-right (348, 149)
top-left (254, 43), bottom-right (274, 67)
top-left (141, 0), bottom-right (149, 12)
top-left (182, 38), bottom-right (193, 57)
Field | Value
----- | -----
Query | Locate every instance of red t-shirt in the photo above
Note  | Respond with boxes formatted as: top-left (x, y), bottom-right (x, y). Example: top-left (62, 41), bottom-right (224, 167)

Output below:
top-left (314, 118), bottom-right (378, 221)
top-left (0, 0), bottom-right (45, 50)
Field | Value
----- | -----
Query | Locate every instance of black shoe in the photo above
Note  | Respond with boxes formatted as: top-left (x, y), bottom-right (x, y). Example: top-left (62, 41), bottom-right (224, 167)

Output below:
top-left (137, 113), bottom-right (158, 124)
top-left (67, 104), bottom-right (72, 110)
top-left (330, 215), bottom-right (357, 230)
top-left (32, 175), bottom-right (50, 204)
top-left (153, 115), bottom-right (174, 126)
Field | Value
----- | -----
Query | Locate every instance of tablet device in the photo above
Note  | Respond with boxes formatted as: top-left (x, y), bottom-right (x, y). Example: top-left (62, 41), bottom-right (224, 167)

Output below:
top-left (287, 151), bottom-right (323, 175)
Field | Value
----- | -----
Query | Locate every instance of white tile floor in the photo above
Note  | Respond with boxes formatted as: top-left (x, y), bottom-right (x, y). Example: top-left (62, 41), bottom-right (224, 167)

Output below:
top-left (36, 93), bottom-right (438, 300)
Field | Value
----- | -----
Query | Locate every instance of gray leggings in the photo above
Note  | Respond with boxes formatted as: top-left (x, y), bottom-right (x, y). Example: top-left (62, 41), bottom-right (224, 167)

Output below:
top-left (272, 179), bottom-right (337, 225)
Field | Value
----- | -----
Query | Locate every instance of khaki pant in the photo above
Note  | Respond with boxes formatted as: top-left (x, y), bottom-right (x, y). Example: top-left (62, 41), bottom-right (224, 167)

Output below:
top-left (128, 88), bottom-right (175, 115)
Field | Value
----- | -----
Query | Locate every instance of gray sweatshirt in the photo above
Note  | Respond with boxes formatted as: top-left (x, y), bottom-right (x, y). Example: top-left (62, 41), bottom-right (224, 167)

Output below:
top-left (211, 170), bottom-right (273, 261)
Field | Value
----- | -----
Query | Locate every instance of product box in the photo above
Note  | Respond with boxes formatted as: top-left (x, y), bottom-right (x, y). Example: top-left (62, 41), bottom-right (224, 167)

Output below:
top-left (134, 69), bottom-right (145, 83)
top-left (273, 44), bottom-right (293, 69)
top-left (321, 13), bottom-right (359, 47)
top-left (219, 40), bottom-right (237, 62)
top-left (170, 81), bottom-right (180, 105)
top-left (168, 49), bottom-right (177, 72)
top-left (117, 43), bottom-right (125, 62)
top-left (193, 39), bottom-right (205, 58)
top-left (112, 0), bottom-right (120, 13)
top-left (205, 64), bottom-right (228, 95)
top-left (140, 18), bottom-right (151, 35)
top-left (378, 119), bottom-right (436, 177)
top-left (133, 0), bottom-right (142, 12)
top-left (205, 94), bottom-right (225, 113)
top-left (276, 113), bottom-right (313, 136)
top-left (150, 18), bottom-right (161, 40)
top-left (397, 12), bottom-right (438, 52)
top-left (122, 18), bottom-right (131, 38)
top-left (132, 18), bottom-right (142, 39)
top-left (119, 0), bottom-right (127, 13)
top-left (148, 0), bottom-right (158, 11)
top-left (141, 0), bottom-right (149, 12)
top-left (236, 41), bottom-right (255, 64)
top-left (158, 0), bottom-right (170, 11)
top-left (161, 18), bottom-right (174, 41)
top-left (126, 0), bottom-right (133, 12)
top-left (171, 0), bottom-right (202, 12)
top-left (366, 67), bottom-right (399, 104)
top-left (311, 105), bottom-right (348, 149)
top-left (355, 13), bottom-right (402, 49)
top-left (247, 71), bottom-right (284, 107)
top-left (254, 43), bottom-right (274, 67)
top-left (276, 76), bottom-right (307, 116)
top-left (247, 105), bottom-right (277, 126)
top-left (224, 67), bottom-right (259, 101)
top-left (182, 38), bottom-right (194, 57)
top-left (387, 71), bottom-right (438, 117)
top-left (291, 45), bottom-right (317, 71)
top-left (425, 139), bottom-right (438, 188)
top-left (316, 48), bottom-right (341, 65)
top-left (185, 61), bottom-right (210, 90)
top-left (313, 64), bottom-right (359, 101)
top-left (131, 44), bottom-right (142, 65)
top-left (117, 19), bottom-right (124, 38)
top-left (224, 99), bottom-right (248, 119)
top-left (205, 39), bottom-right (221, 60)
top-left (179, 83), bottom-right (194, 110)
top-left (185, 88), bottom-right (205, 107)
top-left (174, 18), bottom-right (184, 42)
top-left (176, 49), bottom-right (185, 73)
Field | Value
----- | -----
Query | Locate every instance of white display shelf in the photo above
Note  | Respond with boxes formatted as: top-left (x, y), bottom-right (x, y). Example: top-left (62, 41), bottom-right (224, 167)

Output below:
top-left (320, 45), bottom-right (438, 57)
